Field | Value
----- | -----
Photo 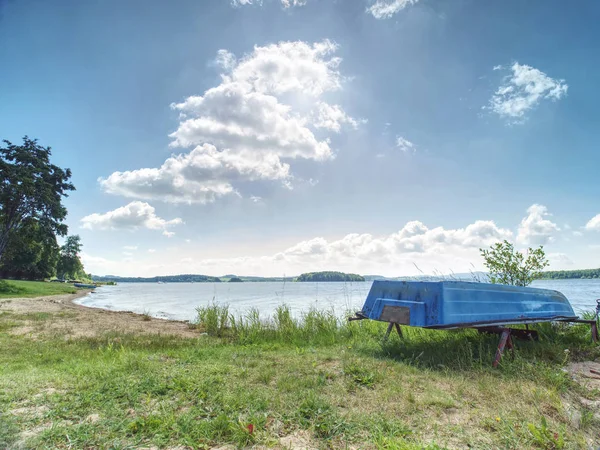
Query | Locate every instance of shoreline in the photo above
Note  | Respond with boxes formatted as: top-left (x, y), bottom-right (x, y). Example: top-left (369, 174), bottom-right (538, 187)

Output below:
top-left (0, 290), bottom-right (199, 338)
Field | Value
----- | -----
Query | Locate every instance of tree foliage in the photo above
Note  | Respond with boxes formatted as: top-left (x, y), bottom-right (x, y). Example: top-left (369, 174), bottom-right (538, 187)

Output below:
top-left (0, 219), bottom-right (60, 280)
top-left (540, 268), bottom-right (600, 280)
top-left (296, 271), bottom-right (365, 282)
top-left (480, 240), bottom-right (549, 287)
top-left (0, 137), bottom-right (75, 263)
top-left (57, 235), bottom-right (85, 280)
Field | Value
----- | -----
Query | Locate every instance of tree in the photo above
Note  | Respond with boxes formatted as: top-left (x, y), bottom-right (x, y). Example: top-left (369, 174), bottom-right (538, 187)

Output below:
top-left (0, 218), bottom-right (60, 280)
top-left (57, 235), bottom-right (85, 280)
top-left (0, 137), bottom-right (75, 264)
top-left (480, 240), bottom-right (549, 287)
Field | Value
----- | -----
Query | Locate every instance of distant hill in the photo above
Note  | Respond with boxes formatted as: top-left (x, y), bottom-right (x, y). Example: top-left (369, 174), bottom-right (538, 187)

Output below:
top-left (296, 271), bottom-right (365, 282)
top-left (92, 274), bottom-right (295, 283)
top-left (92, 274), bottom-right (222, 283)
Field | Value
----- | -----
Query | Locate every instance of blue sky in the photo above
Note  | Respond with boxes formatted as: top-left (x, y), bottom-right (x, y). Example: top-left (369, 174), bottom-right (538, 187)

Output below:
top-left (1, 0), bottom-right (599, 276)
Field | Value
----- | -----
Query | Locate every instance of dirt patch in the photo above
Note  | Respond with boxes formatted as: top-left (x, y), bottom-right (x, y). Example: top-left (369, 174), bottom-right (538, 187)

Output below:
top-left (279, 430), bottom-right (317, 449)
top-left (85, 413), bottom-right (101, 424)
top-left (33, 388), bottom-right (63, 399)
top-left (2, 292), bottom-right (199, 339)
top-left (563, 360), bottom-right (600, 437)
top-left (566, 361), bottom-right (600, 391)
top-left (9, 405), bottom-right (49, 418)
top-left (14, 423), bottom-right (53, 447)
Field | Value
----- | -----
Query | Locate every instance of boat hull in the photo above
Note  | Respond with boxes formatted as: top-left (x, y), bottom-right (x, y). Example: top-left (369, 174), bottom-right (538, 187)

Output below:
top-left (359, 281), bottom-right (577, 329)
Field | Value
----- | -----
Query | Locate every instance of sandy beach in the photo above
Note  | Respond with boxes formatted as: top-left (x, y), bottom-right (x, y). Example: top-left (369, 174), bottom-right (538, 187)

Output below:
top-left (0, 290), bottom-right (199, 339)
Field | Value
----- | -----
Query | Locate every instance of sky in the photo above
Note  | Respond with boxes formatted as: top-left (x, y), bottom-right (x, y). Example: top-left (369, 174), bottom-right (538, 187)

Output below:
top-left (1, 0), bottom-right (599, 277)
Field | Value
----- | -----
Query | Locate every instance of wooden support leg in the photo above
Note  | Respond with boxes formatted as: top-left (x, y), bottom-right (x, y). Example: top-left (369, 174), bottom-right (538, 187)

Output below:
top-left (384, 323), bottom-right (403, 342)
top-left (506, 334), bottom-right (515, 359)
top-left (591, 321), bottom-right (599, 343)
top-left (493, 329), bottom-right (511, 368)
top-left (394, 323), bottom-right (403, 339)
top-left (384, 322), bottom-right (394, 342)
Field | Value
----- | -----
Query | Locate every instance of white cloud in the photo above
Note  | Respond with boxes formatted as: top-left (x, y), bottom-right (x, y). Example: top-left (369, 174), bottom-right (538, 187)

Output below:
top-left (224, 39), bottom-right (342, 97)
top-left (100, 144), bottom-right (290, 204)
top-left (489, 63), bottom-right (568, 121)
top-left (80, 252), bottom-right (111, 266)
top-left (573, 231), bottom-right (583, 237)
top-left (80, 201), bottom-right (183, 233)
top-left (163, 230), bottom-right (176, 238)
top-left (312, 102), bottom-right (361, 132)
top-left (184, 219), bottom-right (511, 275)
top-left (148, 249), bottom-right (156, 253)
top-left (396, 136), bottom-right (416, 153)
top-left (281, 0), bottom-right (307, 7)
top-left (547, 252), bottom-right (574, 268)
top-left (170, 84), bottom-right (332, 160)
top-left (231, 0), bottom-right (306, 8)
top-left (367, 0), bottom-right (419, 19)
top-left (123, 246), bottom-right (138, 251)
top-left (214, 49), bottom-right (236, 71)
top-left (84, 216), bottom-right (513, 277)
top-left (516, 204), bottom-right (560, 246)
top-left (585, 214), bottom-right (600, 231)
top-left (231, 0), bottom-right (258, 6)
top-left (101, 40), bottom-right (352, 204)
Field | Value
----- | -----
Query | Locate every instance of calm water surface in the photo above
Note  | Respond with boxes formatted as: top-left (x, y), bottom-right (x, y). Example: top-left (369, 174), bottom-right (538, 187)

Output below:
top-left (76, 278), bottom-right (600, 322)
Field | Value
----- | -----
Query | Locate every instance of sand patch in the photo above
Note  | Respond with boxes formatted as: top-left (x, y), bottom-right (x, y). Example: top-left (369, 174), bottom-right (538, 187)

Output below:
top-left (2, 292), bottom-right (199, 339)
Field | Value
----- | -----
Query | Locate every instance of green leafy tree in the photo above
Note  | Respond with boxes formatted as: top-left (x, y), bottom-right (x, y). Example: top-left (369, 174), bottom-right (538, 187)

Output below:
top-left (480, 240), bottom-right (549, 286)
top-left (57, 235), bottom-right (85, 280)
top-left (0, 137), bottom-right (75, 264)
top-left (0, 218), bottom-right (60, 280)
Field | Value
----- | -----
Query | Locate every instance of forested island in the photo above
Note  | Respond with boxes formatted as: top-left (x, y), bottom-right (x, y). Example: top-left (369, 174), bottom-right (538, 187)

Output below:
top-left (296, 271), bottom-right (365, 282)
top-left (540, 268), bottom-right (600, 280)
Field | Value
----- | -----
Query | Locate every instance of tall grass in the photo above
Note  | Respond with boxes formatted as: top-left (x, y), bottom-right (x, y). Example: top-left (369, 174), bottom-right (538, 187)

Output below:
top-left (196, 303), bottom-right (600, 371)
top-left (196, 303), bottom-right (379, 346)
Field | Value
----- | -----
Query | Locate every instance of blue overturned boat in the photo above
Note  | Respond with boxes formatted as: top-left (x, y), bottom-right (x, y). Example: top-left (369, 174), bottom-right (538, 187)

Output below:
top-left (350, 281), bottom-right (599, 366)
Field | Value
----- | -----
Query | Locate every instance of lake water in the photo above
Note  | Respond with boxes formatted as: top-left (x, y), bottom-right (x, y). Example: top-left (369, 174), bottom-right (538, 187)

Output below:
top-left (76, 279), bottom-right (600, 322)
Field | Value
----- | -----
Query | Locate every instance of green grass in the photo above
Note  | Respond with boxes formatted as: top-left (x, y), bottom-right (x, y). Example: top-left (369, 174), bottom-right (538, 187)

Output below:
top-left (0, 305), bottom-right (599, 449)
top-left (0, 280), bottom-right (77, 299)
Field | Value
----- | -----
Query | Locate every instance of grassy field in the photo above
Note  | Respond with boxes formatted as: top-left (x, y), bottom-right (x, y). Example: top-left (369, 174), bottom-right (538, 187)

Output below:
top-left (0, 304), bottom-right (599, 449)
top-left (0, 280), bottom-right (77, 299)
